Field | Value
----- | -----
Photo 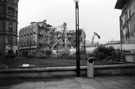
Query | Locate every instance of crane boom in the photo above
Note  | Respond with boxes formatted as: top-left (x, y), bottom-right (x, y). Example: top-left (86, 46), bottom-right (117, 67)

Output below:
top-left (52, 23), bottom-right (68, 50)
top-left (91, 32), bottom-right (100, 46)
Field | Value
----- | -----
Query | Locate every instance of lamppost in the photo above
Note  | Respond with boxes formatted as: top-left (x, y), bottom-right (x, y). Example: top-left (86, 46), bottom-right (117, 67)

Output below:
top-left (73, 0), bottom-right (80, 77)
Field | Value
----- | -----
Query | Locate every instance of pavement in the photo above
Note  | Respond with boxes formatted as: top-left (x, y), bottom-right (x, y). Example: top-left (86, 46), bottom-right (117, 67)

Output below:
top-left (0, 76), bottom-right (135, 89)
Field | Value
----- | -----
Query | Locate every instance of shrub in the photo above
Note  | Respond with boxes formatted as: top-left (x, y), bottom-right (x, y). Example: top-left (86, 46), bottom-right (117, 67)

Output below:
top-left (68, 53), bottom-right (76, 59)
top-left (5, 54), bottom-right (16, 59)
top-left (45, 50), bottom-right (52, 56)
top-left (56, 53), bottom-right (69, 59)
top-left (91, 46), bottom-right (125, 62)
top-left (36, 51), bottom-right (47, 59)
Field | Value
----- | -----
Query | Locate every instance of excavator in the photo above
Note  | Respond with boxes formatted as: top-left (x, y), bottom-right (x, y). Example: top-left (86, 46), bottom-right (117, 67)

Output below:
top-left (91, 32), bottom-right (100, 46)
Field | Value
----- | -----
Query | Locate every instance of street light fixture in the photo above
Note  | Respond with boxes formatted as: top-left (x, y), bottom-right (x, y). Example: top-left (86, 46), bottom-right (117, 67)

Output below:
top-left (73, 0), bottom-right (80, 77)
top-left (73, 0), bottom-right (79, 3)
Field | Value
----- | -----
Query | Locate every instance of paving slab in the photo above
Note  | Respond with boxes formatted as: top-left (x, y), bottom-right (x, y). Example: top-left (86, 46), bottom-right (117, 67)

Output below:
top-left (0, 76), bottom-right (135, 89)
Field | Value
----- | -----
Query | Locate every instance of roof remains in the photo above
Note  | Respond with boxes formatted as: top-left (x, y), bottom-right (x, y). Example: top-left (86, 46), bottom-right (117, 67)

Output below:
top-left (115, 0), bottom-right (129, 9)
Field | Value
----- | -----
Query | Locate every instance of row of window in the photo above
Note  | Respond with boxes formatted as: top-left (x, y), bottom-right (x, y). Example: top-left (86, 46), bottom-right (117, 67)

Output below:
top-left (121, 28), bottom-right (135, 44)
top-left (0, 6), bottom-right (17, 17)
top-left (19, 30), bottom-right (53, 39)
top-left (19, 26), bottom-right (37, 38)
top-left (3, 36), bottom-right (17, 45)
top-left (19, 32), bottom-right (36, 38)
top-left (0, 1), bottom-right (18, 16)
top-left (0, 37), bottom-right (15, 45)
top-left (8, 21), bottom-right (17, 34)
top-left (0, 0), bottom-right (18, 3)
top-left (120, 2), bottom-right (135, 27)
top-left (7, 0), bottom-right (18, 5)
top-left (19, 40), bottom-right (36, 47)
top-left (7, 7), bottom-right (17, 17)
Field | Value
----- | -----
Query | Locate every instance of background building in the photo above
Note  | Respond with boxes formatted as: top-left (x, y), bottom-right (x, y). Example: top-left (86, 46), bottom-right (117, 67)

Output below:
top-left (0, 0), bottom-right (19, 57)
top-left (114, 0), bottom-right (135, 52)
top-left (115, 0), bottom-right (135, 44)
top-left (53, 28), bottom-right (86, 52)
top-left (19, 20), bottom-right (55, 56)
top-left (19, 20), bottom-right (86, 56)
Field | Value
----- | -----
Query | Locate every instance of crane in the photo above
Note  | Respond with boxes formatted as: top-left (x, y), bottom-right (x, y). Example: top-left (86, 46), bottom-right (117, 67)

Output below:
top-left (52, 22), bottom-right (68, 51)
top-left (91, 32), bottom-right (100, 46)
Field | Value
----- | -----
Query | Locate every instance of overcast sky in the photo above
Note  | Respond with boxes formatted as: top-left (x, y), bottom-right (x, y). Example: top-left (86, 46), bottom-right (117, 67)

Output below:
top-left (18, 0), bottom-right (121, 43)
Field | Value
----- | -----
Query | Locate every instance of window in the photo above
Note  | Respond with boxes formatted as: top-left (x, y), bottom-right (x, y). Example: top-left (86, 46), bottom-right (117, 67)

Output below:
top-left (14, 0), bottom-right (18, 4)
top-left (8, 21), bottom-right (13, 33)
top-left (0, 0), bottom-right (4, 3)
top-left (13, 37), bottom-right (17, 45)
top-left (13, 22), bottom-right (17, 34)
top-left (7, 0), bottom-right (13, 3)
top-left (0, 36), bottom-right (3, 44)
top-left (0, 6), bottom-right (2, 14)
top-left (5, 38), bottom-right (8, 44)
top-left (0, 21), bottom-right (3, 31)
top-left (8, 7), bottom-right (15, 16)
top-left (8, 36), bottom-right (13, 45)
top-left (15, 10), bottom-right (17, 18)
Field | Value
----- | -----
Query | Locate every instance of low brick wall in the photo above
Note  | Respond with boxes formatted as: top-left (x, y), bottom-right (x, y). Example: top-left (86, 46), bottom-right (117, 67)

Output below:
top-left (0, 64), bottom-right (135, 78)
top-left (94, 64), bottom-right (135, 76)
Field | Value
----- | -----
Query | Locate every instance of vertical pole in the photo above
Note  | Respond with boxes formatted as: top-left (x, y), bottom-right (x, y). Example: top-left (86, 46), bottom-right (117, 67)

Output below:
top-left (75, 1), bottom-right (80, 77)
top-left (3, 16), bottom-right (5, 58)
top-left (119, 16), bottom-right (124, 62)
top-left (119, 16), bottom-right (122, 54)
top-left (56, 32), bottom-right (58, 60)
top-left (2, 1), bottom-right (5, 58)
top-left (84, 38), bottom-right (86, 53)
